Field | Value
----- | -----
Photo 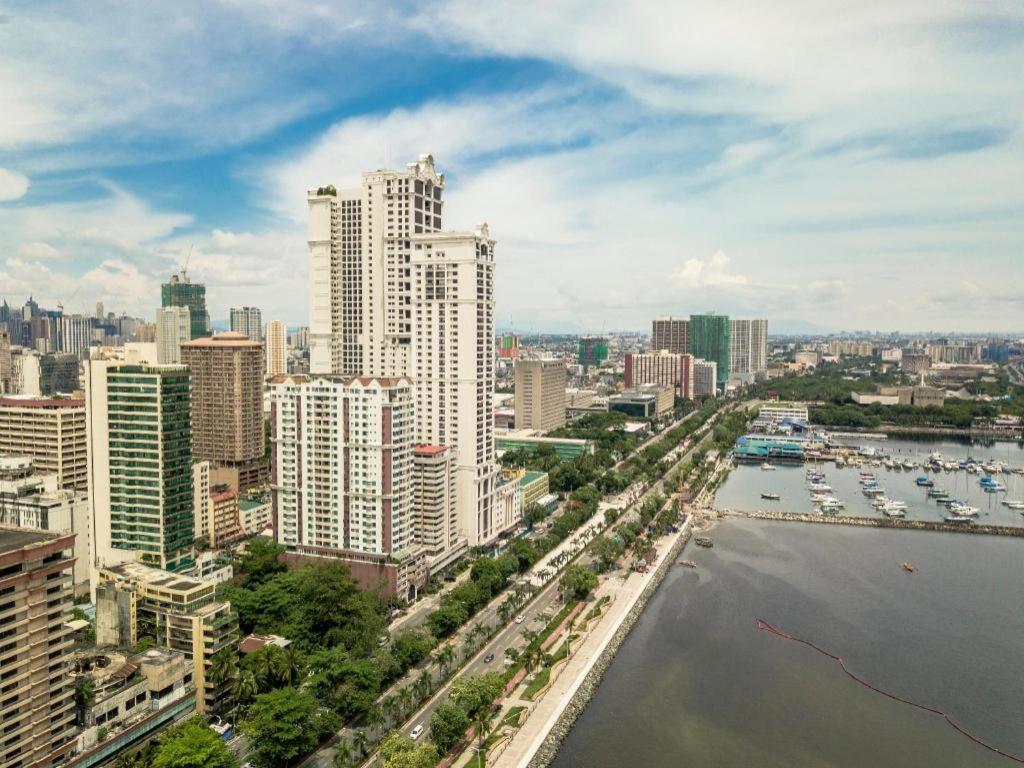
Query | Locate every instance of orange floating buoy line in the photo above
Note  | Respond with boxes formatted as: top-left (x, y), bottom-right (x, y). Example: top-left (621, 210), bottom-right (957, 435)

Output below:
top-left (755, 619), bottom-right (1024, 764)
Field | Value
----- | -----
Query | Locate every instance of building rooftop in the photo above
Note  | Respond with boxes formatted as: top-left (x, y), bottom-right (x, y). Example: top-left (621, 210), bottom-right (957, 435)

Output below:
top-left (182, 331), bottom-right (262, 348)
top-left (519, 471), bottom-right (547, 486)
top-left (102, 561), bottom-right (209, 593)
top-left (414, 444), bottom-right (449, 456)
top-left (0, 526), bottom-right (60, 554)
top-left (0, 396), bottom-right (85, 408)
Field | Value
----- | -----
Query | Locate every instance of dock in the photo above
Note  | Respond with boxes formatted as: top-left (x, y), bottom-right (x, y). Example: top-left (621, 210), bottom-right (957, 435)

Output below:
top-left (718, 508), bottom-right (1024, 538)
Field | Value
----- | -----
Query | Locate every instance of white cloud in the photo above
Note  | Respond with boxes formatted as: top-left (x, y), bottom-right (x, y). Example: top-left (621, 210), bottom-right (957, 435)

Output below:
top-left (16, 241), bottom-right (61, 260)
top-left (0, 168), bottom-right (29, 201)
top-left (671, 252), bottom-right (749, 288)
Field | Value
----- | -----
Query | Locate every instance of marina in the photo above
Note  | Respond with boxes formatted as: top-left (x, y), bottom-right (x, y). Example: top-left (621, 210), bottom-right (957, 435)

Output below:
top-left (719, 436), bottom-right (1024, 528)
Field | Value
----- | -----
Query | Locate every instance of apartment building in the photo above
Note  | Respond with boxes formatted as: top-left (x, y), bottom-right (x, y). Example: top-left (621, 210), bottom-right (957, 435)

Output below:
top-left (0, 457), bottom-right (90, 594)
top-left (729, 318), bottom-right (768, 380)
top-left (308, 156), bottom-right (500, 547)
top-left (625, 351), bottom-right (694, 399)
top-left (269, 375), bottom-right (425, 598)
top-left (0, 396), bottom-right (87, 491)
top-left (412, 445), bottom-right (465, 572)
top-left (84, 361), bottom-right (194, 575)
top-left (690, 314), bottom-right (731, 386)
top-left (155, 305), bottom-right (191, 365)
top-left (514, 359), bottom-right (567, 432)
top-left (651, 316), bottom-right (690, 354)
top-left (180, 333), bottom-right (267, 492)
top-left (693, 359), bottom-right (718, 397)
top-left (161, 273), bottom-right (209, 340)
top-left (265, 320), bottom-right (287, 376)
top-left (230, 307), bottom-right (263, 341)
top-left (0, 528), bottom-right (78, 768)
top-left (95, 562), bottom-right (238, 714)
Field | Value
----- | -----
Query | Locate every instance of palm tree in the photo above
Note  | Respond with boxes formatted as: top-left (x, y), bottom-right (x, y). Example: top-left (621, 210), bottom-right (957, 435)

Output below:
top-left (471, 702), bottom-right (498, 767)
top-left (437, 645), bottom-right (456, 676)
top-left (498, 602), bottom-right (512, 625)
top-left (367, 706), bottom-right (384, 732)
top-left (417, 671), bottom-right (432, 703)
top-left (231, 669), bottom-right (259, 710)
top-left (565, 616), bottom-right (577, 655)
top-left (470, 622), bottom-right (486, 648)
top-left (381, 695), bottom-right (399, 726)
top-left (334, 737), bottom-right (353, 768)
top-left (279, 645), bottom-right (304, 687)
top-left (353, 729), bottom-right (370, 759)
top-left (208, 647), bottom-right (238, 688)
top-left (397, 685), bottom-right (413, 717)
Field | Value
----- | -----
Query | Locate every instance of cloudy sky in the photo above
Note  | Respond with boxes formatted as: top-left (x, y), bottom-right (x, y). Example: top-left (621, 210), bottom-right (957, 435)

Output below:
top-left (1, 1), bottom-right (1022, 334)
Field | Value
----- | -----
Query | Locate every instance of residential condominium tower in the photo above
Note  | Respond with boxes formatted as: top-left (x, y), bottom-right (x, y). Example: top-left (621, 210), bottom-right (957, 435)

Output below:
top-left (230, 306), bottom-right (263, 341)
top-left (269, 374), bottom-right (425, 598)
top-left (651, 316), bottom-right (690, 354)
top-left (155, 305), bottom-right (191, 364)
top-left (265, 319), bottom-right (287, 376)
top-left (689, 313), bottom-right (730, 387)
top-left (625, 351), bottom-right (694, 399)
top-left (729, 318), bottom-right (768, 381)
top-left (84, 361), bottom-right (194, 575)
top-left (308, 155), bottom-right (501, 546)
top-left (0, 396), bottom-right (87, 490)
top-left (180, 333), bottom-right (267, 492)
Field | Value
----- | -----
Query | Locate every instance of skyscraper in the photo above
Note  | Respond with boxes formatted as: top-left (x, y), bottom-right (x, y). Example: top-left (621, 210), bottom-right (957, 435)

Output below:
top-left (690, 313), bottom-right (730, 387)
top-left (230, 306), bottom-right (263, 340)
top-left (514, 359), bottom-right (567, 431)
top-left (651, 316), bottom-right (690, 354)
top-left (57, 314), bottom-right (92, 359)
top-left (270, 374), bottom-right (425, 598)
top-left (155, 305), bottom-right (191, 364)
top-left (728, 318), bottom-right (769, 380)
top-left (161, 272), bottom-right (210, 340)
top-left (577, 336), bottom-right (609, 369)
top-left (265, 319), bottom-right (287, 376)
top-left (308, 155), bottom-right (501, 546)
top-left (180, 333), bottom-right (267, 492)
top-left (85, 361), bottom-right (194, 573)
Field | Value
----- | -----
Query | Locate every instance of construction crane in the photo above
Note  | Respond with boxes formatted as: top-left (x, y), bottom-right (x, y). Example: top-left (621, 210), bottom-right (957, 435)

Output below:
top-left (57, 285), bottom-right (81, 314)
top-left (180, 244), bottom-right (193, 281)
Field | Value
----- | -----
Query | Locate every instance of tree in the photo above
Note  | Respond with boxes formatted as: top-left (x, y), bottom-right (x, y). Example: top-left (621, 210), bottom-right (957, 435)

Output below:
top-left (353, 729), bottom-right (370, 758)
top-left (392, 629), bottom-right (434, 670)
top-left (560, 564), bottom-right (598, 600)
top-left (74, 677), bottom-right (95, 721)
top-left (430, 701), bottom-right (470, 754)
top-left (524, 503), bottom-right (548, 527)
top-left (208, 647), bottom-right (238, 689)
top-left (470, 557), bottom-right (505, 600)
top-left (240, 687), bottom-right (339, 768)
top-left (378, 731), bottom-right (439, 768)
top-left (334, 738), bottom-right (353, 768)
top-left (450, 673), bottom-right (505, 757)
top-left (231, 670), bottom-right (259, 709)
top-left (437, 644), bottom-right (456, 675)
top-left (427, 599), bottom-right (469, 638)
top-left (237, 536), bottom-right (286, 585)
top-left (151, 717), bottom-right (238, 768)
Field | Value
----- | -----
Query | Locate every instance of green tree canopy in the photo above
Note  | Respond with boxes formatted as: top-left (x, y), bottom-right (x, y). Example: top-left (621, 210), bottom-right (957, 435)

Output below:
top-left (378, 731), bottom-right (439, 768)
top-left (151, 718), bottom-right (238, 768)
top-left (240, 687), bottom-right (339, 768)
top-left (429, 701), bottom-right (470, 754)
top-left (560, 564), bottom-right (599, 600)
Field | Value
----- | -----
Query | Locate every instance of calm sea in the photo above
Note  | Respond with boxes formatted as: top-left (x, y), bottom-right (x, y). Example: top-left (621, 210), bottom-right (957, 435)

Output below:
top-left (551, 517), bottom-right (1024, 768)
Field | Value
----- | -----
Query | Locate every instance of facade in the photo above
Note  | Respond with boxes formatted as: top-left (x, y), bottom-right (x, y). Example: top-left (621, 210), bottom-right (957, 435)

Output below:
top-left (625, 351), bottom-right (694, 399)
top-left (827, 340), bottom-right (875, 357)
top-left (493, 477), bottom-right (523, 540)
top-left (161, 273), bottom-right (210, 341)
top-left (0, 396), bottom-right (87, 490)
top-left (902, 352), bottom-right (932, 374)
top-left (39, 352), bottom-right (79, 396)
top-left (609, 385), bottom-right (673, 418)
top-left (516, 470), bottom-right (550, 508)
top-left (0, 457), bottom-right (90, 593)
top-left (239, 497), bottom-right (272, 535)
top-left (84, 361), bottom-right (194, 575)
top-left (514, 359), bottom-right (567, 432)
top-left (753, 404), bottom-right (810, 431)
top-left (651, 316), bottom-right (690, 354)
top-left (230, 306), bottom-right (263, 341)
top-left (95, 562), bottom-right (237, 714)
top-left (0, 327), bottom-right (11, 393)
top-left (265, 320), bottom-right (287, 376)
top-left (10, 347), bottom-right (41, 396)
top-left (270, 375), bottom-right (425, 598)
top-left (577, 336), bottom-right (609, 368)
top-left (693, 359), bottom-right (718, 397)
top-left (308, 156), bottom-right (499, 547)
top-left (192, 461), bottom-right (212, 546)
top-left (412, 445), bottom-right (465, 572)
top-left (0, 528), bottom-right (78, 768)
top-left (689, 314), bottom-right (730, 386)
top-left (793, 350), bottom-right (822, 368)
top-left (155, 305), bottom-right (191, 365)
top-left (927, 342), bottom-right (982, 365)
top-left (728, 318), bottom-right (768, 380)
top-left (180, 333), bottom-right (267, 492)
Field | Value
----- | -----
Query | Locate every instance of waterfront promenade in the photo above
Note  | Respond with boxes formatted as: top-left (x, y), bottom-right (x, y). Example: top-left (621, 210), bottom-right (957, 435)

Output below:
top-left (718, 508), bottom-right (1024, 537)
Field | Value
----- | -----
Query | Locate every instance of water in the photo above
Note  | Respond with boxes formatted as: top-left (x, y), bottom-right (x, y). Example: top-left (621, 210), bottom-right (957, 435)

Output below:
top-left (550, 518), bottom-right (1024, 768)
top-left (714, 437), bottom-right (1024, 526)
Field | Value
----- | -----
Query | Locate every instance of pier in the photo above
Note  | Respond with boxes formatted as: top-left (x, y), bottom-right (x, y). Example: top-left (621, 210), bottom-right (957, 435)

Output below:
top-left (718, 508), bottom-right (1024, 538)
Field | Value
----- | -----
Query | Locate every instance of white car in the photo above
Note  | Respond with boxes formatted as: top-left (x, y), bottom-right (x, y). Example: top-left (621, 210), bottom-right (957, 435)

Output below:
top-left (514, 614), bottom-right (525, 624)
top-left (410, 724), bottom-right (424, 741)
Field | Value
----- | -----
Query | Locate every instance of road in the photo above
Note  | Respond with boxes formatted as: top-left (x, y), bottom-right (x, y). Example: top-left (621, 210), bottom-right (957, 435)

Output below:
top-left (292, 402), bottom-right (736, 767)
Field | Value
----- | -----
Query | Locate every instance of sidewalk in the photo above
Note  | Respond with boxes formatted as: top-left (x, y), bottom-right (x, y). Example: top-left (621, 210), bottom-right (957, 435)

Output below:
top-left (492, 520), bottom-right (691, 768)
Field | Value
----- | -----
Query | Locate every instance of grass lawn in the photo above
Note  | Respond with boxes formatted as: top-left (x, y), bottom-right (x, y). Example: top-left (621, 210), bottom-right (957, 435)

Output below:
top-left (523, 668), bottom-right (551, 701)
top-left (500, 705), bottom-right (526, 728)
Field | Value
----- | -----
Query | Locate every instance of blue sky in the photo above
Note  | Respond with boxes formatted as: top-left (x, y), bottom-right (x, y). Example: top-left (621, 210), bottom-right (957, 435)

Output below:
top-left (0, 1), bottom-right (1022, 333)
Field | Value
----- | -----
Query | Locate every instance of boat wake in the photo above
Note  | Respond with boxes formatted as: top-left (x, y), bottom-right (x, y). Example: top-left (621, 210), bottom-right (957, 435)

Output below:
top-left (755, 618), bottom-right (1024, 764)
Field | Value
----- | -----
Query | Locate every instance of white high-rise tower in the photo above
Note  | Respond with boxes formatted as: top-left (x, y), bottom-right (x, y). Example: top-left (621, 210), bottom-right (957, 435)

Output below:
top-left (308, 155), bottom-right (500, 546)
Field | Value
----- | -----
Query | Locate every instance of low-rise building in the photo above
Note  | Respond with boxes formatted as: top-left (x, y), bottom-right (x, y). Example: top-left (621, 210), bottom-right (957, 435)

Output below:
top-left (608, 385), bottom-right (673, 419)
top-left (752, 404), bottom-right (810, 432)
top-left (239, 496), bottom-right (272, 535)
top-left (496, 430), bottom-right (594, 460)
top-left (493, 476), bottom-right (523, 539)
top-left (95, 562), bottom-right (238, 713)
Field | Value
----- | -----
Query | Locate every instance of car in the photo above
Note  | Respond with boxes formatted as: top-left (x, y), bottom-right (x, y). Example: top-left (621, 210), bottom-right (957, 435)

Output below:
top-left (410, 724), bottom-right (424, 741)
top-left (484, 652), bottom-right (494, 663)
top-left (515, 614), bottom-right (525, 624)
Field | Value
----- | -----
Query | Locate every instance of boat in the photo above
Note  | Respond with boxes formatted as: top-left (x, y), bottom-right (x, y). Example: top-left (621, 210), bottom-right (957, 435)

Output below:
top-left (948, 503), bottom-right (979, 517)
top-left (694, 536), bottom-right (713, 548)
top-left (901, 562), bottom-right (915, 573)
top-left (915, 476), bottom-right (934, 487)
top-left (1001, 500), bottom-right (1024, 510)
top-left (927, 488), bottom-right (949, 499)
top-left (945, 515), bottom-right (975, 524)
top-left (862, 487), bottom-right (885, 497)
top-left (808, 482), bottom-right (832, 492)
top-left (761, 462), bottom-right (777, 471)
top-left (902, 460), bottom-right (916, 470)
top-left (677, 560), bottom-right (697, 568)
top-left (882, 503), bottom-right (907, 518)
top-left (760, 492), bottom-right (781, 501)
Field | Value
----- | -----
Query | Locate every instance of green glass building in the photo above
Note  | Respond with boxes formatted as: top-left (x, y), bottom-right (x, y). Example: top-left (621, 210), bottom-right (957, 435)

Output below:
top-left (161, 273), bottom-right (210, 340)
top-left (107, 364), bottom-right (194, 571)
top-left (690, 313), bottom-right (730, 387)
top-left (578, 336), bottom-right (609, 368)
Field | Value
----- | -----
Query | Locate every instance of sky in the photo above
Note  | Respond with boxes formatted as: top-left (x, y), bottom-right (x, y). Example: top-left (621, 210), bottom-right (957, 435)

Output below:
top-left (0, 1), bottom-right (1022, 334)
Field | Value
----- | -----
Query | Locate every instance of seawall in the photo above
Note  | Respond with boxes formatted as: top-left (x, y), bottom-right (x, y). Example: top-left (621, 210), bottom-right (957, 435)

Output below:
top-left (720, 508), bottom-right (1024, 537)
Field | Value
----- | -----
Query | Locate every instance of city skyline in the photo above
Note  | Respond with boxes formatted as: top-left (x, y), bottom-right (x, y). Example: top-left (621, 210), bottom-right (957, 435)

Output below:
top-left (0, 3), bottom-right (1021, 333)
